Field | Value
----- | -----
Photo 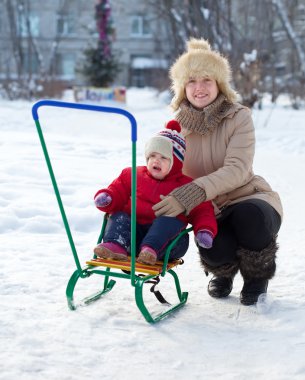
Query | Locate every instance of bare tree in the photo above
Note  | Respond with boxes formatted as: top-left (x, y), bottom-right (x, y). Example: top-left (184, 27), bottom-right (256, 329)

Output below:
top-left (2, 0), bottom-right (72, 99)
top-left (149, 0), bottom-right (305, 108)
top-left (272, 0), bottom-right (305, 107)
top-left (151, 0), bottom-right (236, 60)
top-left (272, 0), bottom-right (305, 76)
top-left (150, 0), bottom-right (259, 105)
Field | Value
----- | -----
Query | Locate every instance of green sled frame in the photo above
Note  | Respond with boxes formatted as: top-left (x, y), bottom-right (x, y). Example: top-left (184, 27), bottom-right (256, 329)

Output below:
top-left (32, 100), bottom-right (191, 323)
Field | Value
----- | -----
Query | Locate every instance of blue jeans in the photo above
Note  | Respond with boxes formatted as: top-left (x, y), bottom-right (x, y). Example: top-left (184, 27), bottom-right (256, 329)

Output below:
top-left (103, 212), bottom-right (189, 261)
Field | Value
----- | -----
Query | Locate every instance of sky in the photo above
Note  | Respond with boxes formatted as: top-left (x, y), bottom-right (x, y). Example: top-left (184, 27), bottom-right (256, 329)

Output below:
top-left (1, 88), bottom-right (305, 380)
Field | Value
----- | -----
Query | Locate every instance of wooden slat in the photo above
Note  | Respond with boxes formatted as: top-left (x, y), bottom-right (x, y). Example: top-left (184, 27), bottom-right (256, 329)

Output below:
top-left (86, 257), bottom-right (182, 275)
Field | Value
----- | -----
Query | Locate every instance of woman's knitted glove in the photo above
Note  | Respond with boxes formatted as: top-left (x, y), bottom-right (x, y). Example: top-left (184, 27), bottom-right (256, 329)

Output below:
top-left (170, 182), bottom-right (207, 214)
top-left (153, 195), bottom-right (185, 217)
top-left (196, 230), bottom-right (214, 249)
top-left (95, 192), bottom-right (112, 207)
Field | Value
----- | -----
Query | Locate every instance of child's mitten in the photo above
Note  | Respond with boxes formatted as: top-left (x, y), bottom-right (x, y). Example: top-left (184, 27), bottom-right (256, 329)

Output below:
top-left (196, 230), bottom-right (214, 249)
top-left (95, 192), bottom-right (112, 207)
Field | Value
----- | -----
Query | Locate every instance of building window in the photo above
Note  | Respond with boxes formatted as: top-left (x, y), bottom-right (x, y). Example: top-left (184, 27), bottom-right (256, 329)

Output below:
top-left (22, 51), bottom-right (40, 74)
top-left (130, 55), bottom-right (168, 88)
top-left (130, 16), bottom-right (151, 37)
top-left (130, 55), bottom-right (152, 87)
top-left (56, 53), bottom-right (75, 79)
top-left (56, 14), bottom-right (75, 35)
top-left (17, 13), bottom-right (40, 37)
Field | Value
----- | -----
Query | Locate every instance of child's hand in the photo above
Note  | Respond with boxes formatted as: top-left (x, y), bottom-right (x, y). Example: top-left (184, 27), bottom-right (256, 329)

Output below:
top-left (196, 230), bottom-right (214, 249)
top-left (95, 192), bottom-right (112, 207)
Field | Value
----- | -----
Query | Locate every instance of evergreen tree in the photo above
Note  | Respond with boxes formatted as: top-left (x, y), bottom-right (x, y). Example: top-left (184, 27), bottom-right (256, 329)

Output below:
top-left (81, 0), bottom-right (119, 87)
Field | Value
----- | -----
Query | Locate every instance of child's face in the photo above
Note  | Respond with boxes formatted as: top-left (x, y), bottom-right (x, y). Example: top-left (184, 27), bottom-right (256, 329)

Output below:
top-left (185, 77), bottom-right (219, 109)
top-left (147, 152), bottom-right (171, 180)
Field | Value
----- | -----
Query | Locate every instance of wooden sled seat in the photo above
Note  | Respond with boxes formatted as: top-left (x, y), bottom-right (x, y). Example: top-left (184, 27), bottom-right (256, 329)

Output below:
top-left (86, 257), bottom-right (183, 276)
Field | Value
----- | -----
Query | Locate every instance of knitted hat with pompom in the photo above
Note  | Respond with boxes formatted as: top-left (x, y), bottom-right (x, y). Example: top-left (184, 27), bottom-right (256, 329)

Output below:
top-left (145, 120), bottom-right (186, 173)
top-left (169, 38), bottom-right (238, 110)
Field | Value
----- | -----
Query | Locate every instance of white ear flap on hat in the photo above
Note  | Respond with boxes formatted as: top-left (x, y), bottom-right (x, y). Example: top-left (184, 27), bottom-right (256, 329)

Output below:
top-left (145, 136), bottom-right (174, 171)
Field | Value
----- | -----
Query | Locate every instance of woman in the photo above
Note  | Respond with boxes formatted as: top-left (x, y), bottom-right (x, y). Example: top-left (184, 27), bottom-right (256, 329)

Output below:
top-left (153, 38), bottom-right (283, 305)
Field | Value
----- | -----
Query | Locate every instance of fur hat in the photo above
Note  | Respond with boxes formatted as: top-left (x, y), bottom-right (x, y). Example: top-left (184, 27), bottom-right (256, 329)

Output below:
top-left (169, 38), bottom-right (238, 110)
top-left (145, 120), bottom-right (186, 173)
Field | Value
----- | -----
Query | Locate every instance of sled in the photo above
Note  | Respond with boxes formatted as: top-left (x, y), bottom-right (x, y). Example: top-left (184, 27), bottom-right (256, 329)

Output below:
top-left (32, 99), bottom-right (191, 323)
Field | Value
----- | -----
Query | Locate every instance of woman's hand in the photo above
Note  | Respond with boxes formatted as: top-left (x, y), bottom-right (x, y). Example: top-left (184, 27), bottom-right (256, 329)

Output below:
top-left (152, 195), bottom-right (185, 217)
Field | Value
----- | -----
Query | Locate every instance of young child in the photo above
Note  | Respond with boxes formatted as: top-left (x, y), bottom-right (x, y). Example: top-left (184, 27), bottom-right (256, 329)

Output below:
top-left (93, 120), bottom-right (217, 265)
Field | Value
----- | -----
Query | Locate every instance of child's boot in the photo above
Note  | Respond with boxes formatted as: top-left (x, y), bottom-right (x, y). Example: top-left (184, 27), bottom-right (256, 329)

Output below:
top-left (94, 242), bottom-right (128, 261)
top-left (138, 246), bottom-right (157, 265)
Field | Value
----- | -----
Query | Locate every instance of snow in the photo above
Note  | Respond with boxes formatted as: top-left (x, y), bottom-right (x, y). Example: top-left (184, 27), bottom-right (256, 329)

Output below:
top-left (243, 49), bottom-right (257, 64)
top-left (171, 8), bottom-right (182, 23)
top-left (131, 57), bottom-right (168, 69)
top-left (201, 7), bottom-right (210, 20)
top-left (1, 88), bottom-right (305, 380)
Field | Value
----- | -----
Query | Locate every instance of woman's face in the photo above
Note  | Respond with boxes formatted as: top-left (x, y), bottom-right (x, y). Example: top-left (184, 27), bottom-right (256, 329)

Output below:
top-left (185, 77), bottom-right (219, 109)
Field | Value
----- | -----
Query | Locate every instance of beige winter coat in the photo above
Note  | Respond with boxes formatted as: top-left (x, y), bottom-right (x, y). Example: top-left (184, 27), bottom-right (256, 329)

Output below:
top-left (181, 103), bottom-right (283, 219)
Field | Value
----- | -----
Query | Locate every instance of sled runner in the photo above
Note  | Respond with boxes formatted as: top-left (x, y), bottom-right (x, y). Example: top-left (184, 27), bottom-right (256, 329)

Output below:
top-left (32, 100), bottom-right (191, 323)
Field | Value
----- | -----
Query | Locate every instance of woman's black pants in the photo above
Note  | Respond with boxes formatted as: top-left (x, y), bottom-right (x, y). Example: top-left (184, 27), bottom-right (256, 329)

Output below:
top-left (199, 199), bottom-right (281, 267)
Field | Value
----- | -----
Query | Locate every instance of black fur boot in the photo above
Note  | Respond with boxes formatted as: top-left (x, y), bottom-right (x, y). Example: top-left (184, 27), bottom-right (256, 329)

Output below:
top-left (200, 259), bottom-right (239, 298)
top-left (237, 238), bottom-right (278, 305)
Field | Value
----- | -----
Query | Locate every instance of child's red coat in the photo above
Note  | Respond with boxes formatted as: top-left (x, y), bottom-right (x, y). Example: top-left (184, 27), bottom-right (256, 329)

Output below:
top-left (95, 166), bottom-right (217, 236)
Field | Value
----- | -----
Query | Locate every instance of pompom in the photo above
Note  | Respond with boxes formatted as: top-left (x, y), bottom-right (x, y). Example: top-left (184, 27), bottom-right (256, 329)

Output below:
top-left (166, 120), bottom-right (181, 133)
top-left (187, 38), bottom-right (211, 52)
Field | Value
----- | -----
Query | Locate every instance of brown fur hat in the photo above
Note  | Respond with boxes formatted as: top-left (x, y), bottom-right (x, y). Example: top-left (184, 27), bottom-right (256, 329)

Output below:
top-left (169, 38), bottom-right (239, 110)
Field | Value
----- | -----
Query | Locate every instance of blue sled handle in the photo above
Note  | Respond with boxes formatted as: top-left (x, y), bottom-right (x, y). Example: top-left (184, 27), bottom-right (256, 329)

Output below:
top-left (32, 99), bottom-right (137, 142)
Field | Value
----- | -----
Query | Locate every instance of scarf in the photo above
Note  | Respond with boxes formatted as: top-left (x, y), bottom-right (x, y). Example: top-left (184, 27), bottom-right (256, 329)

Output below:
top-left (176, 93), bottom-right (233, 135)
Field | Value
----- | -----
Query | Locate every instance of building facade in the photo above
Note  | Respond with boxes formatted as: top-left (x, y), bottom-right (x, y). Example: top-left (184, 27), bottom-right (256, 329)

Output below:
top-left (111, 0), bottom-right (170, 88)
top-left (0, 0), bottom-right (170, 96)
top-left (0, 0), bottom-right (304, 101)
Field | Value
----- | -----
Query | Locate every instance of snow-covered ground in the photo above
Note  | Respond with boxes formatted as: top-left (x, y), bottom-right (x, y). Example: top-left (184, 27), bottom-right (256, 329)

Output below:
top-left (1, 88), bottom-right (305, 380)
